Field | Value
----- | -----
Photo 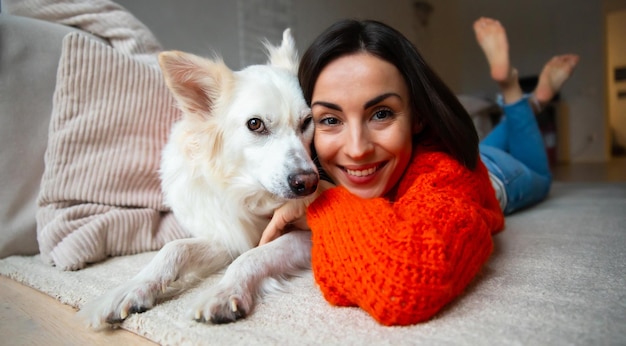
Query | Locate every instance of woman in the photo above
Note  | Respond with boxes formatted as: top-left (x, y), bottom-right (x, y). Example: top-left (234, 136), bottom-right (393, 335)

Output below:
top-left (261, 18), bottom-right (577, 326)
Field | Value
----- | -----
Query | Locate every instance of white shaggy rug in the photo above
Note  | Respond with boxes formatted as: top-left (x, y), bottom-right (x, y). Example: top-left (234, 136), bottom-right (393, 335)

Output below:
top-left (1, 182), bottom-right (626, 345)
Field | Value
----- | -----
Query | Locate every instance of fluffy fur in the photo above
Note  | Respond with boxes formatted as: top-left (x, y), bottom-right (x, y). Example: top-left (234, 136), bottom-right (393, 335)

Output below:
top-left (79, 29), bottom-right (318, 328)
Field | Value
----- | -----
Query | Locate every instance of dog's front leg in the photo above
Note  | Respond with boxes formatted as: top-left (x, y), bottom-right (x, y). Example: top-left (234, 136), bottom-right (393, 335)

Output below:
top-left (79, 237), bottom-right (232, 329)
top-left (191, 230), bottom-right (312, 324)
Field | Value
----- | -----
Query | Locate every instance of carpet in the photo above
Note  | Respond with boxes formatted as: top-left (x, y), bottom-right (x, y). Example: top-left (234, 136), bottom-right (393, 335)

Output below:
top-left (1, 182), bottom-right (625, 345)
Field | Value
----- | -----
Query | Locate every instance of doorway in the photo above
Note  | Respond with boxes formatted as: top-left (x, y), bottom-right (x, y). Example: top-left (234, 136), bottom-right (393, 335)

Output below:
top-left (606, 9), bottom-right (626, 157)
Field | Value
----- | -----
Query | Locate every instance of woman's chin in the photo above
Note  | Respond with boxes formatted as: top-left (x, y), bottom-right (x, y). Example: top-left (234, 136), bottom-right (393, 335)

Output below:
top-left (344, 185), bottom-right (385, 199)
top-left (335, 171), bottom-right (388, 199)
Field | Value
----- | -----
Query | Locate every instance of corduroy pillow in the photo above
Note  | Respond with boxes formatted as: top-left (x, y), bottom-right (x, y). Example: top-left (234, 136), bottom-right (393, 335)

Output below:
top-left (37, 33), bottom-right (189, 270)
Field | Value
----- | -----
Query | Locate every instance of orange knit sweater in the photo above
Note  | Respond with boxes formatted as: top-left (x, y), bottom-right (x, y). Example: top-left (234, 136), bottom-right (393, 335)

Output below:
top-left (306, 147), bottom-right (504, 326)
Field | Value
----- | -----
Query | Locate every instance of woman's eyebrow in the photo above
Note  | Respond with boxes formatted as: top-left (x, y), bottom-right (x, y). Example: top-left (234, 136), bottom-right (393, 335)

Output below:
top-left (311, 101), bottom-right (342, 111)
top-left (311, 92), bottom-right (401, 112)
top-left (364, 93), bottom-right (400, 109)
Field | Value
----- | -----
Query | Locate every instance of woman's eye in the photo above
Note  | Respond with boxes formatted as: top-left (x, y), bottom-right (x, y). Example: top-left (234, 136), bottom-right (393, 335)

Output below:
top-left (247, 118), bottom-right (267, 133)
top-left (320, 117), bottom-right (341, 126)
top-left (372, 109), bottom-right (393, 120)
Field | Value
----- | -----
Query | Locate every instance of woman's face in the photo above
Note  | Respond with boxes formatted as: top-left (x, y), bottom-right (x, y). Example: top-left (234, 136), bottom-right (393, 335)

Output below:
top-left (311, 53), bottom-right (418, 199)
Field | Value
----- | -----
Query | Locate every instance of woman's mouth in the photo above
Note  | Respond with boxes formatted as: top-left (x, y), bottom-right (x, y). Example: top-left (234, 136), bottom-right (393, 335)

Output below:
top-left (342, 162), bottom-right (387, 179)
top-left (346, 166), bottom-right (377, 177)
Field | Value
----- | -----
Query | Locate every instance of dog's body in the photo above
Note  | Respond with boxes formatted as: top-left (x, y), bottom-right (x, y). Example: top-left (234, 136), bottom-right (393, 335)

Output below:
top-left (80, 29), bottom-right (318, 327)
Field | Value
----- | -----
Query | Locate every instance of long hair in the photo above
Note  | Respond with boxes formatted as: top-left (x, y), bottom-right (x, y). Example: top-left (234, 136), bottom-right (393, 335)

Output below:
top-left (298, 19), bottom-right (479, 170)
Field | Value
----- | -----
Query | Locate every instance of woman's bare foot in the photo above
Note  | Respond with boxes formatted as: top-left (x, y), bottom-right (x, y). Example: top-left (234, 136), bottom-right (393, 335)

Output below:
top-left (533, 54), bottom-right (580, 107)
top-left (473, 17), bottom-right (510, 83)
top-left (473, 17), bottom-right (522, 104)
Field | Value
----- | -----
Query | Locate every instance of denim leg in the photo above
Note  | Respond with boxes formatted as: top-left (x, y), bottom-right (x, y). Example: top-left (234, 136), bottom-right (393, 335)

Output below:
top-left (499, 96), bottom-right (552, 178)
top-left (479, 96), bottom-right (552, 214)
top-left (481, 113), bottom-right (508, 150)
top-left (480, 146), bottom-right (551, 215)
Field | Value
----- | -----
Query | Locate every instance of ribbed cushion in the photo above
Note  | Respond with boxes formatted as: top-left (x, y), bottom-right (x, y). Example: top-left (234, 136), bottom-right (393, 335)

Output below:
top-left (37, 33), bottom-right (188, 270)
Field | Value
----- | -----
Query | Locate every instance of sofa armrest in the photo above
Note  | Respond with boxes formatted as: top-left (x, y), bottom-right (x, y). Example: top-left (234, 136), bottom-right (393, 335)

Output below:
top-left (0, 13), bottom-right (103, 258)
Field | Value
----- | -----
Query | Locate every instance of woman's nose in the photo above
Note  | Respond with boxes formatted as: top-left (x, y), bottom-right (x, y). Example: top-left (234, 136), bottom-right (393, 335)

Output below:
top-left (344, 123), bottom-right (374, 160)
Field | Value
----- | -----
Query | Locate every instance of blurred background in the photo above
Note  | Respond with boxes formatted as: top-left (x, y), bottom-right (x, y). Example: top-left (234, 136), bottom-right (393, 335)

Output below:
top-left (117, 0), bottom-right (626, 165)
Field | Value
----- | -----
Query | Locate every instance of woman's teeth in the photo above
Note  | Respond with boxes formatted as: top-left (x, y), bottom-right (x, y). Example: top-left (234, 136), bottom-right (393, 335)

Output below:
top-left (346, 167), bottom-right (377, 177)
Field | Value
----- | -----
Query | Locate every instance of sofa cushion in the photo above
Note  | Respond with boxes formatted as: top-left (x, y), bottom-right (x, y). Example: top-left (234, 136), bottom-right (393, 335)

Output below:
top-left (36, 33), bottom-right (189, 270)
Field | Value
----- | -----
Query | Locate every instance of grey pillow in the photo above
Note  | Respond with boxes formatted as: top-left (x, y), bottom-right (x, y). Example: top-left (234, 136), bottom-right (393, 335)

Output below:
top-left (0, 14), bottom-right (89, 258)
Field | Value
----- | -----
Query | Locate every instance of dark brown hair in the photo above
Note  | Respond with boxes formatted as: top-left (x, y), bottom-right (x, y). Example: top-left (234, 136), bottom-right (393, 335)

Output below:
top-left (299, 19), bottom-right (479, 170)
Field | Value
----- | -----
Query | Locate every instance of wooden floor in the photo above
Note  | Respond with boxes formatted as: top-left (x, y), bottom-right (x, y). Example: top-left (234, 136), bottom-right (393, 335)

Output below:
top-left (0, 157), bottom-right (624, 345)
top-left (0, 277), bottom-right (156, 346)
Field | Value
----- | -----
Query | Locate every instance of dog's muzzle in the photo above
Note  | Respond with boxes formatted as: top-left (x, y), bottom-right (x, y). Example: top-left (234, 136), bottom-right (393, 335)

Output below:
top-left (288, 171), bottom-right (319, 196)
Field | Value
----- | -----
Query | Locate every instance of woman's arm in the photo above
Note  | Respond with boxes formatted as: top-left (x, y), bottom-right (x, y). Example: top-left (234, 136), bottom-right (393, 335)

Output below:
top-left (307, 152), bottom-right (504, 326)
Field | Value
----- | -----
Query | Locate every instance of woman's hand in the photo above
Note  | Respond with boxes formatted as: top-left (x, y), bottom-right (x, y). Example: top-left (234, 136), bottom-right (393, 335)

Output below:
top-left (258, 180), bottom-right (334, 246)
top-left (258, 201), bottom-right (307, 245)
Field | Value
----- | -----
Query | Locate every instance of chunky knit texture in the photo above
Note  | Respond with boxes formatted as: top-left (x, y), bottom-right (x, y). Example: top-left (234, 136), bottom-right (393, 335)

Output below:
top-left (307, 146), bottom-right (504, 326)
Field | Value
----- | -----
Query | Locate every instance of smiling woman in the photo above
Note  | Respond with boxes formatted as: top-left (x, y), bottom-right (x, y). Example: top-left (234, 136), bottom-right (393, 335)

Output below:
top-left (284, 19), bottom-right (505, 326)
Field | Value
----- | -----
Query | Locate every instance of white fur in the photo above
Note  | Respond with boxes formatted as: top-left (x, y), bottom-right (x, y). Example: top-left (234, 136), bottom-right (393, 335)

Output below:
top-left (79, 29), bottom-right (318, 328)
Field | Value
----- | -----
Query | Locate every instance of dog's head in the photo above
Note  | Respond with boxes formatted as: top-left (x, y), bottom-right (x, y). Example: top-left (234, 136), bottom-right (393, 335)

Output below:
top-left (158, 29), bottom-right (318, 203)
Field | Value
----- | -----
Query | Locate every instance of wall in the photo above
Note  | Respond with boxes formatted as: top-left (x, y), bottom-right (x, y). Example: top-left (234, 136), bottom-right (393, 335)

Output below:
top-left (116, 0), bottom-right (418, 69)
top-left (291, 0), bottom-right (420, 56)
top-left (117, 0), bottom-right (240, 66)
top-left (117, 0), bottom-right (615, 163)
top-left (425, 0), bottom-right (609, 163)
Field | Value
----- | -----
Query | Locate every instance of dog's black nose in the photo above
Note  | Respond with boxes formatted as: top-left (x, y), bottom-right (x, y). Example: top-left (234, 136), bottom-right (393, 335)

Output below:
top-left (288, 171), bottom-right (319, 196)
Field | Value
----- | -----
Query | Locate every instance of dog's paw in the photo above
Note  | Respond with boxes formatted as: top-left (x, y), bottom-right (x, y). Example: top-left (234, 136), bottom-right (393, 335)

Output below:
top-left (190, 284), bottom-right (254, 324)
top-left (77, 281), bottom-right (161, 329)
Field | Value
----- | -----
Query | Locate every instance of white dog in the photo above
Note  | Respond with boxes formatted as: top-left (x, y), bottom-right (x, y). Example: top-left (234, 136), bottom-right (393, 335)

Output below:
top-left (80, 29), bottom-right (318, 327)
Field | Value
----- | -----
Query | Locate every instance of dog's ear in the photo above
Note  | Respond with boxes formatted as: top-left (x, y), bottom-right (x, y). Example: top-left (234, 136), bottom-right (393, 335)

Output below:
top-left (264, 28), bottom-right (299, 75)
top-left (158, 51), bottom-right (234, 118)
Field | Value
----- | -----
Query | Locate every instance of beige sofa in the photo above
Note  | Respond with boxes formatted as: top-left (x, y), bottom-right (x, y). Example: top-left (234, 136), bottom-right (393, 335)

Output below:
top-left (1, 2), bottom-right (186, 269)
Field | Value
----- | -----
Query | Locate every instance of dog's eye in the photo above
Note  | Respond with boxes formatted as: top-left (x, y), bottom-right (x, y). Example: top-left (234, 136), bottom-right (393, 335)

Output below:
top-left (247, 118), bottom-right (267, 133)
top-left (301, 116), bottom-right (313, 133)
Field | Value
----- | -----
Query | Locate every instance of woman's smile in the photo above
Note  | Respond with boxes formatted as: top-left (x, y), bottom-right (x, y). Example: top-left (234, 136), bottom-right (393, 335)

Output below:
top-left (342, 161), bottom-right (387, 180)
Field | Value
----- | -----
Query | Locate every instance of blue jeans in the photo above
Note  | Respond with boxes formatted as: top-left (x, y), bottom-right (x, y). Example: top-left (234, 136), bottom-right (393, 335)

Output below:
top-left (479, 96), bottom-right (552, 215)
